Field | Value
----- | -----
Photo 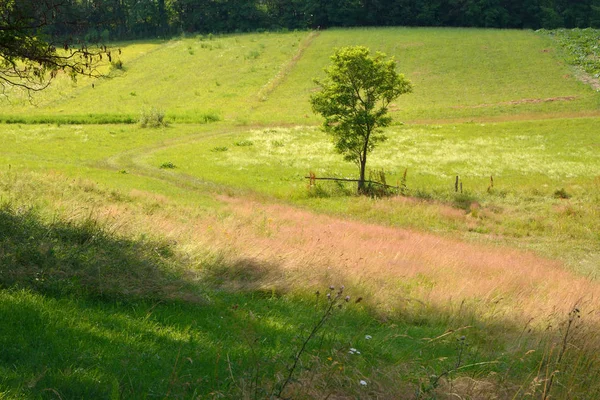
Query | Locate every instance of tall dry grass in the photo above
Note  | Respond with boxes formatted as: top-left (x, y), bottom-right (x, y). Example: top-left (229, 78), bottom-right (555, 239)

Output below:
top-left (208, 197), bottom-right (599, 328)
top-left (4, 170), bottom-right (600, 397)
top-left (12, 170), bottom-right (598, 331)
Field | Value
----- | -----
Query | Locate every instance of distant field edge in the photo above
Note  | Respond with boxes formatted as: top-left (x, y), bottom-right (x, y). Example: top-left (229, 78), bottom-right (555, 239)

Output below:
top-left (0, 114), bottom-right (137, 125)
top-left (0, 111), bottom-right (222, 125)
top-left (403, 109), bottom-right (600, 125)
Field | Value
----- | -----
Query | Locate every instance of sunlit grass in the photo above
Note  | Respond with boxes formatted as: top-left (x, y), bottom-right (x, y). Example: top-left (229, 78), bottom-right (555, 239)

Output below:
top-left (1, 27), bottom-right (600, 398)
top-left (146, 117), bottom-right (600, 274)
top-left (1, 28), bottom-right (598, 124)
top-left (252, 27), bottom-right (600, 123)
top-left (150, 118), bottom-right (600, 191)
top-left (0, 32), bottom-right (309, 123)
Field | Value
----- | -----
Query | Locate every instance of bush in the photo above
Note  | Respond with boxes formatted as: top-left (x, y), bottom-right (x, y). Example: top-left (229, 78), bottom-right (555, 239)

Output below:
top-left (111, 59), bottom-right (124, 70)
top-left (200, 112), bottom-right (220, 123)
top-left (554, 188), bottom-right (571, 199)
top-left (453, 192), bottom-right (478, 211)
top-left (100, 29), bottom-right (110, 43)
top-left (159, 162), bottom-right (176, 169)
top-left (139, 107), bottom-right (167, 128)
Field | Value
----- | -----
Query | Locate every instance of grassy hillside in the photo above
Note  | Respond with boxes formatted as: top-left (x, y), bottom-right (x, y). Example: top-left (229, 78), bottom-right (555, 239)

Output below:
top-left (2, 28), bottom-right (599, 124)
top-left (1, 27), bottom-right (600, 398)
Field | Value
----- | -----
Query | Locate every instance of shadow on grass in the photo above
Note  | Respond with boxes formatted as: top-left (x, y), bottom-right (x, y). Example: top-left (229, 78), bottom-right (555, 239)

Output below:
top-left (1, 204), bottom-right (600, 399)
top-left (0, 203), bottom-right (199, 302)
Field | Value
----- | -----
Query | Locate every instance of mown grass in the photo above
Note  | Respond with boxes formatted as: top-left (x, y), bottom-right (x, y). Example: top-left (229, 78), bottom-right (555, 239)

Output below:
top-left (1, 28), bottom-right (598, 125)
top-left (0, 32), bottom-right (309, 124)
top-left (251, 27), bottom-right (600, 123)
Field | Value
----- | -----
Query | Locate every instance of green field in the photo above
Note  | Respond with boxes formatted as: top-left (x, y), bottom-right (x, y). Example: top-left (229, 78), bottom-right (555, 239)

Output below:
top-left (1, 27), bottom-right (600, 398)
top-left (3, 28), bottom-right (599, 124)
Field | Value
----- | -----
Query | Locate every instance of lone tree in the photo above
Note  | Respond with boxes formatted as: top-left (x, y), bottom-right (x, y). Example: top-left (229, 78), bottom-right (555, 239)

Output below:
top-left (310, 46), bottom-right (412, 193)
top-left (0, 0), bottom-right (108, 96)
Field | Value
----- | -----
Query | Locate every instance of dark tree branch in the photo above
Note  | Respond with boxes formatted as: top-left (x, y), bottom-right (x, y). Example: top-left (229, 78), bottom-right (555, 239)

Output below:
top-left (0, 0), bottom-right (110, 96)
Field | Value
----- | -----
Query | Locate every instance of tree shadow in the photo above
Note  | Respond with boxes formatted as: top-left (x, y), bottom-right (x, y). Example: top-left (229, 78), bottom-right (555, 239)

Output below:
top-left (1, 203), bottom-right (600, 399)
top-left (0, 203), bottom-right (201, 302)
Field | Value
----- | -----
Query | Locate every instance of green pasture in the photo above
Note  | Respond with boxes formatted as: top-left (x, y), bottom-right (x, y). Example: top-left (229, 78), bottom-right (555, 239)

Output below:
top-left (1, 28), bottom-right (599, 124)
top-left (254, 27), bottom-right (600, 123)
top-left (1, 27), bottom-right (600, 398)
top-left (149, 118), bottom-right (600, 196)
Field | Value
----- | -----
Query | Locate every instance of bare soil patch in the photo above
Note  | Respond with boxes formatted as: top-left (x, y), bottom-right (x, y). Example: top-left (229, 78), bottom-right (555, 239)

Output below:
top-left (574, 68), bottom-right (600, 91)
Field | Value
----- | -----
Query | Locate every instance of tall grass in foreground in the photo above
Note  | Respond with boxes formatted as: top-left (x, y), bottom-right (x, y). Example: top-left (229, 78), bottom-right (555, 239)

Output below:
top-left (2, 170), bottom-right (600, 398)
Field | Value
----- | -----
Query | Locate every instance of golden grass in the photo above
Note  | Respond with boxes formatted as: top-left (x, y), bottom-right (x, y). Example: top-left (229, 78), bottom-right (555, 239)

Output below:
top-left (6, 170), bottom-right (600, 398)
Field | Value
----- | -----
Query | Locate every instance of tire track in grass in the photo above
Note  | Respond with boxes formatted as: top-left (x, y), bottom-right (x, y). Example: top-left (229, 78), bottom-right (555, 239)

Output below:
top-left (254, 31), bottom-right (320, 103)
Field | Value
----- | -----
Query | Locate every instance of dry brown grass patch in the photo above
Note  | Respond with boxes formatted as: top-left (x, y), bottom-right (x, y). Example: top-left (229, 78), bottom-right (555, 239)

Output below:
top-left (207, 197), bottom-right (600, 330)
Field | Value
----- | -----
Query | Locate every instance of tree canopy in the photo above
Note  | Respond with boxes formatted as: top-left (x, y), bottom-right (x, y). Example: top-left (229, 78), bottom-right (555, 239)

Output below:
top-left (0, 0), bottom-right (108, 95)
top-left (310, 46), bottom-right (412, 193)
top-left (2, 0), bottom-right (600, 48)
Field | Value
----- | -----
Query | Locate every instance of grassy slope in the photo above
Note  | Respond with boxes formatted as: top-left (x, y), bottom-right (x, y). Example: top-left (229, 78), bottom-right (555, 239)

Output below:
top-left (142, 117), bottom-right (600, 276)
top-left (1, 32), bottom-right (308, 123)
top-left (2, 171), bottom-right (540, 399)
top-left (1, 27), bottom-right (600, 398)
top-left (255, 28), bottom-right (600, 123)
top-left (1, 28), bottom-right (598, 124)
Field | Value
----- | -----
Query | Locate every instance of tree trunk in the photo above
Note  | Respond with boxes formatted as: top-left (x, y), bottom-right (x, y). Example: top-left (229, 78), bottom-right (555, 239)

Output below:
top-left (358, 154), bottom-right (367, 193)
top-left (358, 129), bottom-right (370, 194)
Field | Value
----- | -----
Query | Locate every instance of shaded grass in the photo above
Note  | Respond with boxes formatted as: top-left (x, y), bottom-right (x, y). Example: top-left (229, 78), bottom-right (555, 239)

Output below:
top-left (0, 288), bottom-right (514, 399)
top-left (0, 197), bottom-right (511, 399)
top-left (0, 203), bottom-right (195, 301)
top-left (0, 192), bottom-right (599, 399)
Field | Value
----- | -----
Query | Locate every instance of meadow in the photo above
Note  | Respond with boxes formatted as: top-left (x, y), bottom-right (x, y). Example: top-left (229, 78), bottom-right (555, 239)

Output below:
top-left (1, 27), bottom-right (600, 398)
